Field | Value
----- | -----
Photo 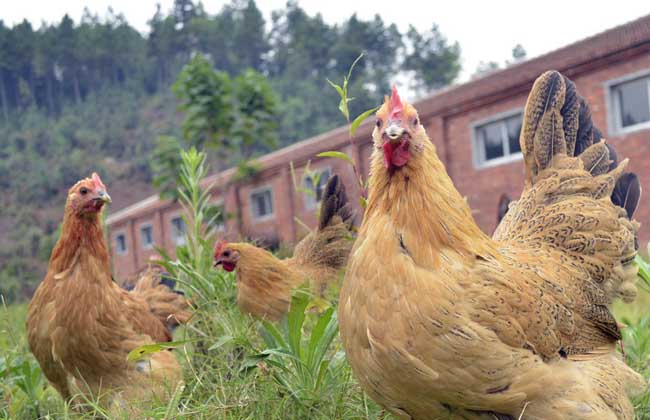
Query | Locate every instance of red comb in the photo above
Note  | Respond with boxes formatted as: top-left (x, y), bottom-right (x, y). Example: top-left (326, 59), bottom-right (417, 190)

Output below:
top-left (91, 172), bottom-right (106, 190)
top-left (214, 240), bottom-right (228, 258)
top-left (389, 85), bottom-right (403, 120)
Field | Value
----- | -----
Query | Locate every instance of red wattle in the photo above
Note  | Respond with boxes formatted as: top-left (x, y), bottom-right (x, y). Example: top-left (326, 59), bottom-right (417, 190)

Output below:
top-left (383, 140), bottom-right (410, 169)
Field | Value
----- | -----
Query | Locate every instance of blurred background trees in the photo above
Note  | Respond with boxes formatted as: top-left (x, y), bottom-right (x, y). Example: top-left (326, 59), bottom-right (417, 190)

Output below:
top-left (0, 0), bottom-right (464, 300)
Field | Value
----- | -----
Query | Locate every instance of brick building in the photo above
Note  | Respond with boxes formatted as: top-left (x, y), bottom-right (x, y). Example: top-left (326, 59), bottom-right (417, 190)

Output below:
top-left (107, 15), bottom-right (650, 279)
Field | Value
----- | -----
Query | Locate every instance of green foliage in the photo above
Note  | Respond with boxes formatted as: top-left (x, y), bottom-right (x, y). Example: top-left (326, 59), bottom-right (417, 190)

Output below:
top-left (127, 339), bottom-right (196, 362)
top-left (403, 24), bottom-right (461, 94)
top-left (156, 148), bottom-right (224, 293)
top-left (324, 54), bottom-right (377, 206)
top-left (230, 69), bottom-right (278, 158)
top-left (151, 135), bottom-right (185, 200)
top-left (154, 53), bottom-right (278, 198)
top-left (636, 249), bottom-right (650, 291)
top-left (233, 159), bottom-right (263, 182)
top-left (247, 290), bottom-right (345, 407)
top-left (620, 315), bottom-right (650, 416)
top-left (0, 303), bottom-right (59, 419)
top-left (173, 54), bottom-right (233, 150)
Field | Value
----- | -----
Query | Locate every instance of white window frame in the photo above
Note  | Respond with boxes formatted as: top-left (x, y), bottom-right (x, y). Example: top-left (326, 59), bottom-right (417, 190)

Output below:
top-left (211, 199), bottom-right (226, 231)
top-left (471, 108), bottom-right (524, 169)
top-left (303, 167), bottom-right (331, 210)
top-left (139, 223), bottom-right (154, 250)
top-left (604, 69), bottom-right (650, 137)
top-left (249, 186), bottom-right (275, 221)
top-left (170, 215), bottom-right (186, 246)
top-left (114, 232), bottom-right (128, 255)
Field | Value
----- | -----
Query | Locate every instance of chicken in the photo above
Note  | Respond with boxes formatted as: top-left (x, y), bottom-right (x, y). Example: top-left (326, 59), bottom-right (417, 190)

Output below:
top-left (339, 73), bottom-right (644, 420)
top-left (26, 173), bottom-right (190, 412)
top-left (214, 174), bottom-right (353, 320)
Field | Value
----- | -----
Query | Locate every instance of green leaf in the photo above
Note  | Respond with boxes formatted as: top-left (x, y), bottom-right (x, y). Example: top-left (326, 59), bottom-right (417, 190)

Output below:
top-left (326, 79), bottom-right (344, 99)
top-left (350, 106), bottom-right (378, 137)
top-left (286, 290), bottom-right (310, 358)
top-left (359, 196), bottom-right (368, 208)
top-left (317, 151), bottom-right (354, 166)
top-left (260, 319), bottom-right (288, 349)
top-left (207, 335), bottom-right (234, 351)
top-left (338, 98), bottom-right (350, 121)
top-left (346, 53), bottom-right (364, 83)
top-left (127, 340), bottom-right (195, 362)
top-left (306, 307), bottom-right (334, 370)
top-left (636, 254), bottom-right (650, 287)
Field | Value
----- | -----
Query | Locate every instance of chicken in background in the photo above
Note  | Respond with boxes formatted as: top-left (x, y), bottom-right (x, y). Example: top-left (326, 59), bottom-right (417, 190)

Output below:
top-left (214, 174), bottom-right (354, 320)
top-left (26, 173), bottom-right (190, 412)
top-left (339, 73), bottom-right (643, 419)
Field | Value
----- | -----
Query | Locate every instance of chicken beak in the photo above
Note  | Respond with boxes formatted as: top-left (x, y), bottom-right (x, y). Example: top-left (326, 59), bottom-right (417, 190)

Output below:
top-left (214, 258), bottom-right (222, 268)
top-left (385, 122), bottom-right (405, 142)
top-left (97, 190), bottom-right (112, 204)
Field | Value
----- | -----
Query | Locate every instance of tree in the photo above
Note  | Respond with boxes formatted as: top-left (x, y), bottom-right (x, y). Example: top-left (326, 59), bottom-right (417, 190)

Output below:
top-left (148, 4), bottom-right (179, 89)
top-left (472, 61), bottom-right (500, 78)
top-left (230, 68), bottom-right (278, 159)
top-left (403, 24), bottom-right (461, 94)
top-left (509, 44), bottom-right (527, 64)
top-left (151, 135), bottom-right (185, 199)
top-left (153, 53), bottom-right (278, 199)
top-left (172, 54), bottom-right (233, 150)
top-left (231, 0), bottom-right (269, 72)
top-left (0, 21), bottom-right (10, 121)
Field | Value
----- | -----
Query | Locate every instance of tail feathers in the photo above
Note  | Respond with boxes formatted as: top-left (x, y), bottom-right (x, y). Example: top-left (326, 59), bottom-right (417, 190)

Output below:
top-left (318, 174), bottom-right (354, 231)
top-left (132, 267), bottom-right (191, 331)
top-left (522, 70), bottom-right (641, 219)
top-left (611, 173), bottom-right (641, 219)
top-left (496, 194), bottom-right (511, 225)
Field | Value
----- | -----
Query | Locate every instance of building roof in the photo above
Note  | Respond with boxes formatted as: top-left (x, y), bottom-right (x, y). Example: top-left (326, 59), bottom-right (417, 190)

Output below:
top-left (106, 14), bottom-right (650, 227)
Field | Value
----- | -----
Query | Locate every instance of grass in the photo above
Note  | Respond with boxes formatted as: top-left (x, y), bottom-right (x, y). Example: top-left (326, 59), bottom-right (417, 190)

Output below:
top-left (1, 149), bottom-right (648, 419)
top-left (2, 284), bottom-right (649, 419)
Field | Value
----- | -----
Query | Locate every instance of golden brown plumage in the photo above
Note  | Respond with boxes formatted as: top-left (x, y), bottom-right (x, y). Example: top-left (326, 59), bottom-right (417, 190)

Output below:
top-left (339, 74), bottom-right (644, 419)
top-left (215, 174), bottom-right (354, 320)
top-left (26, 174), bottom-right (189, 412)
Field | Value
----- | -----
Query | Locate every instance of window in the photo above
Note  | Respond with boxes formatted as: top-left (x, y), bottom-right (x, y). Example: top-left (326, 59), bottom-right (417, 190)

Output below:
top-left (609, 73), bottom-right (650, 134)
top-left (170, 216), bottom-right (186, 246)
top-left (115, 233), bottom-right (127, 255)
top-left (140, 225), bottom-right (154, 249)
top-left (303, 168), bottom-right (331, 209)
top-left (250, 188), bottom-right (274, 220)
top-left (473, 111), bottom-right (523, 168)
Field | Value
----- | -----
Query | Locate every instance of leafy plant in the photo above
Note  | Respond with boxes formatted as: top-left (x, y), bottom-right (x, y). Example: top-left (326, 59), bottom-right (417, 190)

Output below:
top-left (324, 53), bottom-right (378, 207)
top-left (244, 290), bottom-right (346, 408)
top-left (635, 246), bottom-right (650, 292)
top-left (156, 147), bottom-right (226, 301)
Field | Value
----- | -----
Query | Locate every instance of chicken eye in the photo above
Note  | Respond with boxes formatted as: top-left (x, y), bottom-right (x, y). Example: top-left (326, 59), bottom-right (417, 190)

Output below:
top-left (80, 187), bottom-right (88, 195)
top-left (413, 117), bottom-right (419, 126)
top-left (375, 119), bottom-right (382, 128)
top-left (223, 250), bottom-right (230, 257)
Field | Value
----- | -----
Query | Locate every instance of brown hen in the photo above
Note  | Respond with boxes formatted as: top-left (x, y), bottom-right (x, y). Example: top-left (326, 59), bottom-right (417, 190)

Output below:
top-left (26, 173), bottom-right (190, 412)
top-left (215, 174), bottom-right (354, 320)
top-left (339, 73), bottom-right (644, 419)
